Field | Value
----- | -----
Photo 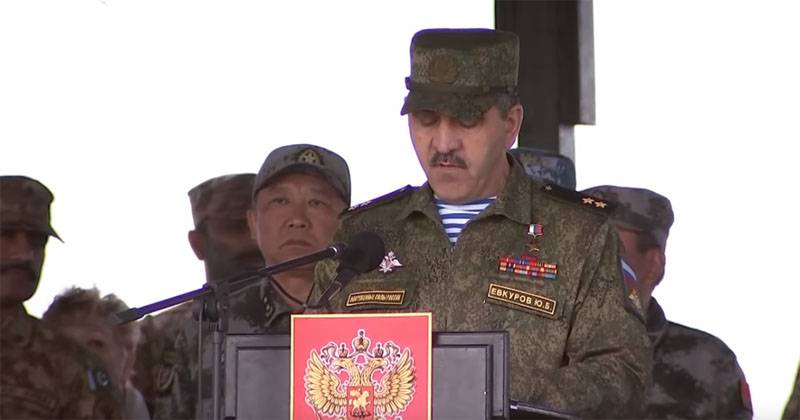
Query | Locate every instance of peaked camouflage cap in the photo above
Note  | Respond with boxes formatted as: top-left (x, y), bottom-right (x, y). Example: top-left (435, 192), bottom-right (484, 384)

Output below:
top-left (252, 144), bottom-right (351, 206)
top-left (188, 173), bottom-right (255, 227)
top-left (0, 175), bottom-right (61, 240)
top-left (509, 147), bottom-right (576, 190)
top-left (581, 185), bottom-right (674, 250)
top-left (400, 28), bottom-right (519, 120)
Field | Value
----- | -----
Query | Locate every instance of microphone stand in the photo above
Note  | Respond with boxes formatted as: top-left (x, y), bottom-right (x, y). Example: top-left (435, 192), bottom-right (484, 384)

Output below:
top-left (112, 245), bottom-right (344, 420)
top-left (112, 245), bottom-right (343, 325)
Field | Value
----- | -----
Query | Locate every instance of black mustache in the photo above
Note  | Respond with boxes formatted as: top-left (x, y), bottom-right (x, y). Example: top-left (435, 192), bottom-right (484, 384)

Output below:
top-left (429, 152), bottom-right (467, 168)
top-left (0, 261), bottom-right (36, 276)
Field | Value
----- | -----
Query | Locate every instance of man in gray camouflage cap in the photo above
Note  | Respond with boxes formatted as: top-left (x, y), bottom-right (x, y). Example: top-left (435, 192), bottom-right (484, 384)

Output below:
top-left (247, 144), bottom-right (350, 317)
top-left (310, 29), bottom-right (651, 418)
top-left (0, 175), bottom-right (121, 418)
top-left (583, 185), bottom-right (753, 419)
top-left (509, 147), bottom-right (577, 189)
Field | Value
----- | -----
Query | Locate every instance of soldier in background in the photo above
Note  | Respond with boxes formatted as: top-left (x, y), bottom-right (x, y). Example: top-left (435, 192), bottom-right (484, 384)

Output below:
top-left (784, 363), bottom-right (800, 419)
top-left (43, 287), bottom-right (150, 419)
top-left (0, 175), bottom-right (121, 418)
top-left (134, 173), bottom-right (265, 419)
top-left (509, 147), bottom-right (576, 190)
top-left (582, 185), bottom-right (753, 419)
top-left (311, 29), bottom-right (651, 418)
top-left (139, 150), bottom-right (350, 419)
top-left (246, 143), bottom-right (351, 329)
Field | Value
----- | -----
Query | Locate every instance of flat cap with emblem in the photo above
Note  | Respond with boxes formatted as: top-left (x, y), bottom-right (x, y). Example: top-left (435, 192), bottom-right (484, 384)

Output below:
top-left (253, 144), bottom-right (351, 206)
top-left (308, 27), bottom-right (653, 419)
top-left (401, 28), bottom-right (519, 121)
top-left (188, 173), bottom-right (255, 228)
top-left (0, 175), bottom-right (61, 240)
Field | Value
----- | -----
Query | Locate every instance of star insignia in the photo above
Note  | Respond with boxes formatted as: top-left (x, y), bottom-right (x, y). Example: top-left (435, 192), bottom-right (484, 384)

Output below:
top-left (378, 251), bottom-right (403, 273)
top-left (582, 197), bottom-right (595, 205)
top-left (594, 201), bottom-right (608, 209)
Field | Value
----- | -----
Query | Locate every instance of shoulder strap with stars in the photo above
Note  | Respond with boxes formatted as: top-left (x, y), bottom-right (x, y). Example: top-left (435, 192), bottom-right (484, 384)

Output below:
top-left (540, 184), bottom-right (616, 213)
top-left (344, 185), bottom-right (417, 216)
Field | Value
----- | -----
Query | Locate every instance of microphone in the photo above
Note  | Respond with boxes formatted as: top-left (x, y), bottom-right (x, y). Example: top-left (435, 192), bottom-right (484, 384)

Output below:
top-left (111, 241), bottom-right (351, 325)
top-left (307, 231), bottom-right (385, 310)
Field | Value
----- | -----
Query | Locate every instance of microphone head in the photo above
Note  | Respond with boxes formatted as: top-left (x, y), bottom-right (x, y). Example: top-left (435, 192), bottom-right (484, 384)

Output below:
top-left (338, 231), bottom-right (386, 274)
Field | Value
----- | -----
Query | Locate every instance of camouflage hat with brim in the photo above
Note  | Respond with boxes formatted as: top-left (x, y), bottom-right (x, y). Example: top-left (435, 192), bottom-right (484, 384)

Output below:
top-left (253, 144), bottom-right (351, 206)
top-left (188, 173), bottom-right (255, 228)
top-left (509, 147), bottom-right (577, 190)
top-left (0, 175), bottom-right (61, 240)
top-left (581, 185), bottom-right (674, 250)
top-left (400, 28), bottom-right (519, 121)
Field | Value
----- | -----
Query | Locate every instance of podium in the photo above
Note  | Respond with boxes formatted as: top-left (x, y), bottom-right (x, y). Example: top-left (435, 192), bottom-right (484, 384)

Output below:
top-left (224, 332), bottom-right (509, 419)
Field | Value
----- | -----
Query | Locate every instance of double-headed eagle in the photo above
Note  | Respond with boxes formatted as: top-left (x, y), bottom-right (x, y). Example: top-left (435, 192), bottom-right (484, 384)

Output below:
top-left (305, 337), bottom-right (415, 419)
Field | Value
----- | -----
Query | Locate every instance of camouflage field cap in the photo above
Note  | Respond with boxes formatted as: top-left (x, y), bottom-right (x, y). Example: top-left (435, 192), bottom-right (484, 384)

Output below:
top-left (0, 175), bottom-right (61, 240)
top-left (400, 28), bottom-right (519, 120)
top-left (581, 185), bottom-right (674, 250)
top-left (188, 173), bottom-right (255, 227)
top-left (252, 144), bottom-right (351, 206)
top-left (509, 147), bottom-right (576, 190)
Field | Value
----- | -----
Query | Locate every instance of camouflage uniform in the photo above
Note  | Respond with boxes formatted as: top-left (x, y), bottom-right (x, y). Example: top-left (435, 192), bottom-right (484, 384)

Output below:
top-left (311, 29), bottom-right (650, 418)
top-left (137, 153), bottom-right (350, 419)
top-left (645, 299), bottom-right (752, 419)
top-left (583, 185), bottom-right (753, 419)
top-left (784, 363), bottom-right (800, 420)
top-left (133, 174), bottom-right (273, 419)
top-left (0, 175), bottom-right (121, 419)
top-left (313, 161), bottom-right (651, 417)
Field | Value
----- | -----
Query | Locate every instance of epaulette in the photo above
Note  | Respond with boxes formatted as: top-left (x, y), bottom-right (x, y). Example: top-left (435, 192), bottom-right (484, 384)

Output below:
top-left (541, 183), bottom-right (615, 213)
top-left (345, 185), bottom-right (417, 215)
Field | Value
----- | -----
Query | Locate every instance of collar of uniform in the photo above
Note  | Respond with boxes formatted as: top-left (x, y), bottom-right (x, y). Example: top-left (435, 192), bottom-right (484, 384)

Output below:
top-left (472, 155), bottom-right (532, 225)
top-left (0, 306), bottom-right (36, 347)
top-left (646, 297), bottom-right (668, 348)
top-left (395, 154), bottom-right (532, 225)
top-left (395, 182), bottom-right (441, 222)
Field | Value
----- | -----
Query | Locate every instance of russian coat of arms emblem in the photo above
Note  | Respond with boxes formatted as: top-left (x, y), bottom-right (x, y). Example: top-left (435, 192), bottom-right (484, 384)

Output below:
top-left (292, 313), bottom-right (431, 420)
top-left (304, 329), bottom-right (415, 420)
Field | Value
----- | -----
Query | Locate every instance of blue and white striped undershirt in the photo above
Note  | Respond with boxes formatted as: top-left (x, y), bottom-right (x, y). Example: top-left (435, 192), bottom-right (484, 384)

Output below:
top-left (435, 197), bottom-right (496, 245)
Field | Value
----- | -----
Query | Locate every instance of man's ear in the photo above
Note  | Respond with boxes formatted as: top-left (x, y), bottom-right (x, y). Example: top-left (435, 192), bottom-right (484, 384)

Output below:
top-left (504, 103), bottom-right (524, 149)
top-left (187, 230), bottom-right (205, 261)
top-left (246, 209), bottom-right (258, 241)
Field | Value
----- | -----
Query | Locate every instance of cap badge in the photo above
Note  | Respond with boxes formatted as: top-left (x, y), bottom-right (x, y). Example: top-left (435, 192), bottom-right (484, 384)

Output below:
top-left (297, 149), bottom-right (322, 166)
top-left (379, 251), bottom-right (403, 274)
top-left (428, 55), bottom-right (458, 84)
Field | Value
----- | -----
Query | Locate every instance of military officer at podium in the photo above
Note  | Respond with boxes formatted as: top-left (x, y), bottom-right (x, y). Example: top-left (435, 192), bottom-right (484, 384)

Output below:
top-left (312, 28), bottom-right (651, 418)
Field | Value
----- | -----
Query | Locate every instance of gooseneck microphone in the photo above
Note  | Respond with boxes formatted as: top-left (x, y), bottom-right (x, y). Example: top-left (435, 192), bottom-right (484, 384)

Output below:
top-left (307, 231), bottom-right (386, 310)
top-left (112, 238), bottom-right (364, 325)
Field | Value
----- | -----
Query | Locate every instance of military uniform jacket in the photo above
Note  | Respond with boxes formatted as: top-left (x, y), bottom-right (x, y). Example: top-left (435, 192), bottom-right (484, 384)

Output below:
top-left (134, 280), bottom-right (297, 419)
top-left (313, 160), bottom-right (652, 418)
top-left (645, 299), bottom-right (753, 419)
top-left (0, 307), bottom-right (121, 419)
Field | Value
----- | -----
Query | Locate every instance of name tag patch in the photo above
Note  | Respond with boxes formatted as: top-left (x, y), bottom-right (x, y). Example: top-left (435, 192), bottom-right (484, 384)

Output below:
top-left (346, 290), bottom-right (406, 307)
top-left (486, 283), bottom-right (557, 316)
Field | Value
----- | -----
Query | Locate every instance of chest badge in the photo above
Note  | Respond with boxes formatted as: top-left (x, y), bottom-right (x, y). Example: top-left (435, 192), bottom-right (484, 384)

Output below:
top-left (379, 251), bottom-right (403, 273)
top-left (527, 223), bottom-right (544, 253)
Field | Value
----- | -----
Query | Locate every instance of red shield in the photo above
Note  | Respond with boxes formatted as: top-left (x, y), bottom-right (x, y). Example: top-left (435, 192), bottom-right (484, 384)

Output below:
top-left (346, 384), bottom-right (375, 420)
